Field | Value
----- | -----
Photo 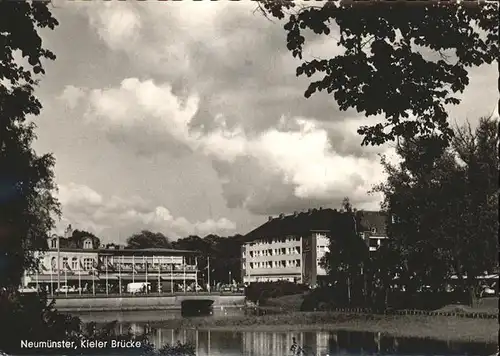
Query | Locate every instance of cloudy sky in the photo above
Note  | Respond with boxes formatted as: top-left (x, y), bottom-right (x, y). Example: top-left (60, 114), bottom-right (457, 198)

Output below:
top-left (33, 1), bottom-right (498, 243)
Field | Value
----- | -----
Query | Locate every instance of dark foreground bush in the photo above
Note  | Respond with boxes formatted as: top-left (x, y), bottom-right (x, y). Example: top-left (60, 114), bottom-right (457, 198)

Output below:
top-left (387, 290), bottom-right (470, 310)
top-left (300, 286), bottom-right (471, 312)
top-left (300, 286), bottom-right (349, 311)
top-left (245, 281), bottom-right (309, 304)
top-left (0, 289), bottom-right (194, 355)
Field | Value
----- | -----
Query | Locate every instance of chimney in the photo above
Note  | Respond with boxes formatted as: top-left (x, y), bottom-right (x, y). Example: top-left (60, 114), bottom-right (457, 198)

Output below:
top-left (268, 216), bottom-right (273, 221)
top-left (293, 211), bottom-right (298, 217)
top-left (279, 213), bottom-right (285, 219)
top-left (319, 207), bottom-right (323, 210)
top-left (307, 209), bottom-right (312, 214)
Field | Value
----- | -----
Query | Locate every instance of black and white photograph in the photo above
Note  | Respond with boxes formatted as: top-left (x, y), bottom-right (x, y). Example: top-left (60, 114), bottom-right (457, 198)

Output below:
top-left (0, 0), bottom-right (498, 355)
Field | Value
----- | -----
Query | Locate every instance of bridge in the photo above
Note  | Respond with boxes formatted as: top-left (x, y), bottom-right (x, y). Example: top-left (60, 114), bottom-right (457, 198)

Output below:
top-left (52, 292), bottom-right (246, 312)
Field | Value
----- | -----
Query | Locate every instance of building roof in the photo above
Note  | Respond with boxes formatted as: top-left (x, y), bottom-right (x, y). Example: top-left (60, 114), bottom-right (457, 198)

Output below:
top-left (44, 247), bottom-right (198, 255)
top-left (243, 208), bottom-right (388, 243)
top-left (49, 234), bottom-right (100, 250)
top-left (243, 208), bottom-right (342, 242)
top-left (107, 248), bottom-right (198, 255)
top-left (357, 210), bottom-right (388, 235)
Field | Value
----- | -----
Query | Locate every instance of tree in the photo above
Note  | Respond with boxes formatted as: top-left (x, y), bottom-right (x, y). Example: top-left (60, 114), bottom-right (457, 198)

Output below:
top-left (172, 234), bottom-right (244, 284)
top-left (257, 0), bottom-right (498, 146)
top-left (0, 1), bottom-right (59, 288)
top-left (125, 230), bottom-right (172, 249)
top-left (374, 117), bottom-right (498, 304)
top-left (320, 200), bottom-right (369, 306)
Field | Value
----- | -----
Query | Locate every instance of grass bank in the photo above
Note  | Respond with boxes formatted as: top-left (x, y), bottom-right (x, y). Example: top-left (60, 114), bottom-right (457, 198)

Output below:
top-left (155, 312), bottom-right (498, 344)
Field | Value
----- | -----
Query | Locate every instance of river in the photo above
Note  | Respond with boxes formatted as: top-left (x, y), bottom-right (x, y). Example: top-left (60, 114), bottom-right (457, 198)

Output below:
top-left (73, 309), bottom-right (497, 356)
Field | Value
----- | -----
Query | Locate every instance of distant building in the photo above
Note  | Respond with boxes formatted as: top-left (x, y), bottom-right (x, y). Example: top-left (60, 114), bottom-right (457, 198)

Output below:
top-left (241, 208), bottom-right (388, 286)
top-left (23, 233), bottom-right (199, 294)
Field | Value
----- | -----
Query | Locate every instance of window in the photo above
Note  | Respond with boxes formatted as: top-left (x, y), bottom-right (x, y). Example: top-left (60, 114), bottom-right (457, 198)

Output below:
top-left (83, 239), bottom-right (93, 249)
top-left (296, 259), bottom-right (301, 267)
top-left (369, 238), bottom-right (379, 248)
top-left (62, 257), bottom-right (68, 269)
top-left (83, 258), bottom-right (94, 270)
top-left (51, 238), bottom-right (57, 249)
top-left (71, 257), bottom-right (78, 270)
top-left (371, 227), bottom-right (377, 234)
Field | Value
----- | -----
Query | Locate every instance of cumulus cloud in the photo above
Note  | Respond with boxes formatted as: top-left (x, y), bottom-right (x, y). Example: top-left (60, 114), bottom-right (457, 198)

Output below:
top-left (70, 78), bottom-right (389, 214)
top-left (63, 1), bottom-right (347, 133)
top-left (58, 85), bottom-right (86, 109)
top-left (49, 1), bottom-right (496, 224)
top-left (56, 183), bottom-right (236, 241)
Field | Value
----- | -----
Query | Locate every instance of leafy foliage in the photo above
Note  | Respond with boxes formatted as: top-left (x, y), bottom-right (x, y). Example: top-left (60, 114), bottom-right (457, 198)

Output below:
top-left (257, 0), bottom-right (499, 146)
top-left (143, 341), bottom-right (195, 356)
top-left (172, 234), bottom-right (244, 284)
top-left (320, 198), bottom-right (370, 305)
top-left (0, 289), bottom-right (195, 355)
top-left (0, 1), bottom-right (60, 287)
top-left (245, 281), bottom-right (308, 304)
top-left (126, 230), bottom-right (172, 249)
top-left (374, 117), bottom-right (499, 301)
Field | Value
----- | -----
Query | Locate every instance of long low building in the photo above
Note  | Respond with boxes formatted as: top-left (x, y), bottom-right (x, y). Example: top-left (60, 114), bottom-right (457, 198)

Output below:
top-left (22, 234), bottom-right (199, 295)
top-left (241, 208), bottom-right (388, 286)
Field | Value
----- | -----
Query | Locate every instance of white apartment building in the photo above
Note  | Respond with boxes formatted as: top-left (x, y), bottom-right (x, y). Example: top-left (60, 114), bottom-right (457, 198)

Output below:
top-left (241, 208), bottom-right (388, 286)
top-left (241, 233), bottom-right (329, 284)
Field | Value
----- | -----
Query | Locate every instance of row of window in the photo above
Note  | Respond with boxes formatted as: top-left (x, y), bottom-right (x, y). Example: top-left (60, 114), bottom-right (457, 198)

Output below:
top-left (248, 247), bottom-right (301, 257)
top-left (245, 245), bottom-right (329, 258)
top-left (50, 239), bottom-right (93, 249)
top-left (249, 259), bottom-right (301, 269)
top-left (248, 237), bottom-right (301, 247)
top-left (50, 258), bottom-right (195, 271)
top-left (51, 257), bottom-right (94, 270)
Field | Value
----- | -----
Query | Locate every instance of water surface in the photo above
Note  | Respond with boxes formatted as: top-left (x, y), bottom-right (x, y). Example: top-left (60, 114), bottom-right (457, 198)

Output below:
top-left (73, 310), bottom-right (498, 356)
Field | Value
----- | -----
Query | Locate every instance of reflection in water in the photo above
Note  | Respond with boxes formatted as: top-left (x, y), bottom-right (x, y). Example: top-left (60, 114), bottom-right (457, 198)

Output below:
top-left (73, 311), bottom-right (497, 356)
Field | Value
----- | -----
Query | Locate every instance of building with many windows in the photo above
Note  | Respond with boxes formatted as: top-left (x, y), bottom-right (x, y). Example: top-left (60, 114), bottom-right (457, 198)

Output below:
top-left (241, 208), bottom-right (388, 286)
top-left (22, 231), bottom-right (199, 295)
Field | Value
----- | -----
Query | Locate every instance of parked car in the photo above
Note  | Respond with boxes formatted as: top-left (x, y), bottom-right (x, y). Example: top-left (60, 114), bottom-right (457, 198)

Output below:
top-left (127, 282), bottom-right (151, 294)
top-left (18, 286), bottom-right (37, 293)
top-left (480, 284), bottom-right (497, 297)
top-left (56, 285), bottom-right (76, 293)
top-left (221, 285), bottom-right (232, 292)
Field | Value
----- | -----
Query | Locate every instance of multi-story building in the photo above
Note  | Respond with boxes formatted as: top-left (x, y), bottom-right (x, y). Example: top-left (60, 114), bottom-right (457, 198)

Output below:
top-left (22, 230), bottom-right (199, 295)
top-left (241, 208), bottom-right (388, 286)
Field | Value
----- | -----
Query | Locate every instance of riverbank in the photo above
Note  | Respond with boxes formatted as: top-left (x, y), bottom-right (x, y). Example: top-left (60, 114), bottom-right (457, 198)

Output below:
top-left (153, 312), bottom-right (499, 343)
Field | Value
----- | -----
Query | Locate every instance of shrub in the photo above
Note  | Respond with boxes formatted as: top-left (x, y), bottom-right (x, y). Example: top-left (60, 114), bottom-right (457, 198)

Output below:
top-left (245, 282), bottom-right (308, 304)
top-left (0, 289), bottom-right (194, 355)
